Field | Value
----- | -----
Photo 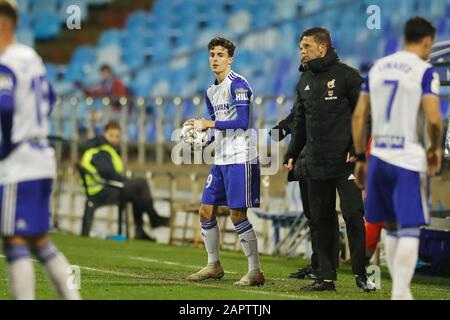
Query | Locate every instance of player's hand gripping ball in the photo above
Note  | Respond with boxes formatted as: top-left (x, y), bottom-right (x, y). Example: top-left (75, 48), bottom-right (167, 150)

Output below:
top-left (180, 122), bottom-right (210, 150)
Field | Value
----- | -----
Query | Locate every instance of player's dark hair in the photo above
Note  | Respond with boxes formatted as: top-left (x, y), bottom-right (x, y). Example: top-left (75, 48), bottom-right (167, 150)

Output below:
top-left (208, 37), bottom-right (236, 57)
top-left (404, 16), bottom-right (436, 43)
top-left (104, 121), bottom-right (121, 132)
top-left (300, 27), bottom-right (332, 49)
top-left (0, 1), bottom-right (18, 27)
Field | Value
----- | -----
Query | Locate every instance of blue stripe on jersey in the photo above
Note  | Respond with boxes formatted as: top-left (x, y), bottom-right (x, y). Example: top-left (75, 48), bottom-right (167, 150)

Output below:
top-left (205, 93), bottom-right (215, 120)
top-left (228, 72), bottom-right (237, 81)
top-left (48, 83), bottom-right (56, 116)
top-left (361, 75), bottom-right (369, 93)
top-left (0, 64), bottom-right (16, 112)
top-left (231, 78), bottom-right (251, 106)
top-left (0, 65), bottom-right (16, 160)
top-left (215, 104), bottom-right (250, 130)
top-left (421, 67), bottom-right (439, 96)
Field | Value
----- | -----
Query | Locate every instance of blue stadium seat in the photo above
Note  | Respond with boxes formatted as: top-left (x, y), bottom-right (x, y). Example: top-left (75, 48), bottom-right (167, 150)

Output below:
top-left (71, 45), bottom-right (96, 65)
top-left (146, 118), bottom-right (157, 141)
top-left (15, 29), bottom-right (35, 47)
top-left (130, 66), bottom-right (153, 97)
top-left (98, 29), bottom-right (122, 48)
top-left (63, 62), bottom-right (85, 82)
top-left (31, 0), bottom-right (57, 15)
top-left (128, 122), bottom-right (138, 142)
top-left (125, 11), bottom-right (150, 31)
top-left (62, 121), bottom-right (72, 140)
top-left (45, 63), bottom-right (58, 85)
top-left (18, 0), bottom-right (31, 13)
top-left (33, 11), bottom-right (61, 39)
top-left (163, 123), bottom-right (176, 141)
top-left (17, 11), bottom-right (31, 30)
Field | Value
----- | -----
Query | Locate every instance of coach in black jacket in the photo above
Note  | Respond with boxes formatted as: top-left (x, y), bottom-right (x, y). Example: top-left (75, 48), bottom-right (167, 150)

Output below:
top-left (285, 27), bottom-right (374, 292)
top-left (272, 108), bottom-right (340, 281)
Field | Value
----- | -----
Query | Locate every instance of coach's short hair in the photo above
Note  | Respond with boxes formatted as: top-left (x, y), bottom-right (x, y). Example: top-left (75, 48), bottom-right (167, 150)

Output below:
top-left (104, 121), bottom-right (121, 132)
top-left (208, 37), bottom-right (236, 57)
top-left (404, 16), bottom-right (436, 43)
top-left (300, 27), bottom-right (332, 49)
top-left (0, 0), bottom-right (18, 27)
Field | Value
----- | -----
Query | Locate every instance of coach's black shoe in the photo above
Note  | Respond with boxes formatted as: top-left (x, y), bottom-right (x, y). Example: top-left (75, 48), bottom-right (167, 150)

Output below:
top-left (301, 279), bottom-right (335, 292)
top-left (289, 265), bottom-right (318, 280)
top-left (135, 229), bottom-right (156, 242)
top-left (152, 216), bottom-right (170, 228)
top-left (355, 275), bottom-right (376, 292)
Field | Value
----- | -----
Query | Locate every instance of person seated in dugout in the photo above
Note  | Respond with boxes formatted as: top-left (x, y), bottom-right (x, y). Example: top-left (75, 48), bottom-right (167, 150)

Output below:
top-left (79, 121), bottom-right (169, 240)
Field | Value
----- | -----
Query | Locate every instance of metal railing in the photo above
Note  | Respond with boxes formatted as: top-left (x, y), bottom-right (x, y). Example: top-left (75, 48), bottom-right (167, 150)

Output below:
top-left (50, 95), bottom-right (295, 165)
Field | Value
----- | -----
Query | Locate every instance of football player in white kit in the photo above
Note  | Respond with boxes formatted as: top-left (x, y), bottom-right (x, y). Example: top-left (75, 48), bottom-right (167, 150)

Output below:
top-left (352, 16), bottom-right (442, 300)
top-left (0, 0), bottom-right (80, 299)
top-left (184, 37), bottom-right (264, 286)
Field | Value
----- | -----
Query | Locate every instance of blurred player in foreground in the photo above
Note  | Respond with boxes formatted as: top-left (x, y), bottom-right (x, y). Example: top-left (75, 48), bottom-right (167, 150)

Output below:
top-left (352, 16), bottom-right (442, 300)
top-left (0, 0), bottom-right (80, 299)
top-left (184, 37), bottom-right (264, 286)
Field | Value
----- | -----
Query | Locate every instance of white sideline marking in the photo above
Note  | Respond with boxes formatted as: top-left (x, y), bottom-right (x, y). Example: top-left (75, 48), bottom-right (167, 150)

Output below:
top-left (189, 282), bottom-right (316, 300)
top-left (80, 266), bottom-right (151, 279)
top-left (130, 256), bottom-right (239, 274)
top-left (2, 255), bottom-right (450, 297)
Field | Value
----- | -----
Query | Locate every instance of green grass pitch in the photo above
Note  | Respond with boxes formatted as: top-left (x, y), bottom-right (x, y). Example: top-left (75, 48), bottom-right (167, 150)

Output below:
top-left (0, 232), bottom-right (449, 300)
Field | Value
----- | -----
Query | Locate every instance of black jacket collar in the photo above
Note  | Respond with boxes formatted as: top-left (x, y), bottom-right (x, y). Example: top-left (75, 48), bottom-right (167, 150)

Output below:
top-left (299, 48), bottom-right (340, 73)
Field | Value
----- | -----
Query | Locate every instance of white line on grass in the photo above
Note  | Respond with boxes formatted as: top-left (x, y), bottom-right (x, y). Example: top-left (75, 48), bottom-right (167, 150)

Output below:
top-left (80, 266), bottom-right (152, 279)
top-left (189, 282), bottom-right (317, 300)
top-left (1, 255), bottom-right (449, 297)
top-left (129, 256), bottom-right (239, 274)
top-left (0, 254), bottom-right (314, 299)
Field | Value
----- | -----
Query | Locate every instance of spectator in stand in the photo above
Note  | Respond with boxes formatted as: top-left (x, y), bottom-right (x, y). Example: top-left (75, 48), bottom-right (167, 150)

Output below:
top-left (76, 64), bottom-right (129, 112)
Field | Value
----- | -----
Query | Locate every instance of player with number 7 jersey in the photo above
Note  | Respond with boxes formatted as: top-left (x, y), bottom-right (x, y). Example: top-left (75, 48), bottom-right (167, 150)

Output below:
top-left (352, 17), bottom-right (442, 300)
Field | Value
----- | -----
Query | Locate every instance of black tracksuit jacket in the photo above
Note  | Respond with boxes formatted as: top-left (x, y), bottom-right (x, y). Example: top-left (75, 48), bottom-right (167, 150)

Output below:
top-left (285, 48), bottom-right (363, 180)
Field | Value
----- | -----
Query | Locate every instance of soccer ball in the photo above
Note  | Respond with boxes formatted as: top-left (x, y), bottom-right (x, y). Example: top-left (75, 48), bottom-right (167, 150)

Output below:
top-left (180, 124), bottom-right (209, 149)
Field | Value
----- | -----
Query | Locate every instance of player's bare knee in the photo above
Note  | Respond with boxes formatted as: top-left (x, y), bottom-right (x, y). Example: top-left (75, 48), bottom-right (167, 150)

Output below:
top-left (27, 235), bottom-right (50, 250)
top-left (3, 236), bottom-right (27, 246)
top-left (230, 209), bottom-right (247, 225)
top-left (199, 204), bottom-right (214, 221)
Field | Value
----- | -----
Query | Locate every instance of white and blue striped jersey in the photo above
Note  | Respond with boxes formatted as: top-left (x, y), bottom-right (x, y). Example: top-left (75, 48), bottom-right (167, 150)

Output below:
top-left (206, 70), bottom-right (258, 165)
top-left (0, 43), bottom-right (56, 183)
top-left (361, 51), bottom-right (440, 172)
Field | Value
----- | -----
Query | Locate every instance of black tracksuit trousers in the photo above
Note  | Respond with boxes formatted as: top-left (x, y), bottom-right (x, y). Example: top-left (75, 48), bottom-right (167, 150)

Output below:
top-left (299, 179), bottom-right (339, 272)
top-left (307, 174), bottom-right (366, 281)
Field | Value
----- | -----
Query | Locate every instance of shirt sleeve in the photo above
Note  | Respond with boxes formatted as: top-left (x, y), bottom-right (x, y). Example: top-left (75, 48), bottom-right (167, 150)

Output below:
top-left (231, 78), bottom-right (252, 107)
top-left (422, 67), bottom-right (440, 96)
top-left (205, 93), bottom-right (215, 121)
top-left (215, 105), bottom-right (249, 130)
top-left (0, 64), bottom-right (16, 159)
top-left (214, 78), bottom-right (252, 130)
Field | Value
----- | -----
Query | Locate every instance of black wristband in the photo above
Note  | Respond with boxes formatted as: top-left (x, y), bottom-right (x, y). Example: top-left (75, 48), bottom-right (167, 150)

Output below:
top-left (355, 153), bottom-right (367, 162)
